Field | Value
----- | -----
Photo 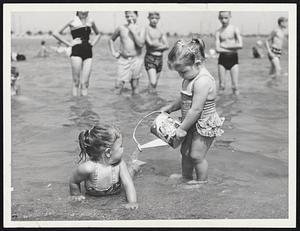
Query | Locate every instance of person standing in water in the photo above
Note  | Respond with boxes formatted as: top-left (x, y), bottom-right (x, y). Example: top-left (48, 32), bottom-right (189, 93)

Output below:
top-left (161, 39), bottom-right (224, 186)
top-left (215, 11), bottom-right (243, 95)
top-left (53, 11), bottom-right (101, 96)
top-left (109, 11), bottom-right (145, 95)
top-left (144, 12), bottom-right (169, 94)
top-left (265, 17), bottom-right (288, 84)
top-left (37, 40), bottom-right (51, 57)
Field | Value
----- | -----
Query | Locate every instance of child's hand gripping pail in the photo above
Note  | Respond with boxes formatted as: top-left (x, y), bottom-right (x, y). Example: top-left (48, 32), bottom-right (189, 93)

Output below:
top-left (133, 111), bottom-right (184, 151)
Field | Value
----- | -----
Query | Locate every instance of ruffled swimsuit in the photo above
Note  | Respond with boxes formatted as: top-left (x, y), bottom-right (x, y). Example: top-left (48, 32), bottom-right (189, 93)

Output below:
top-left (181, 68), bottom-right (224, 137)
top-left (85, 161), bottom-right (121, 196)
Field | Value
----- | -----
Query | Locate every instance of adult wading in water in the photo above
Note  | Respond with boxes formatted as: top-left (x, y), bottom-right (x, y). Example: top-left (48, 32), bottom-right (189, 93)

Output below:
top-left (53, 11), bottom-right (101, 96)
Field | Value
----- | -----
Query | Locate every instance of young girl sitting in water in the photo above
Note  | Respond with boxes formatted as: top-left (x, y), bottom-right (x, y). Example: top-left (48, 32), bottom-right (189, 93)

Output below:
top-left (161, 38), bottom-right (224, 186)
top-left (69, 124), bottom-right (139, 209)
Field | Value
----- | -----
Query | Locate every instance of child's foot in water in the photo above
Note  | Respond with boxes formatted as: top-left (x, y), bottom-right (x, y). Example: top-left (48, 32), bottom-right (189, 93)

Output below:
top-left (169, 173), bottom-right (191, 183)
top-left (81, 88), bottom-right (88, 96)
top-left (72, 86), bottom-right (79, 96)
top-left (232, 88), bottom-right (240, 96)
top-left (180, 180), bottom-right (208, 189)
top-left (218, 86), bottom-right (225, 94)
top-left (186, 180), bottom-right (208, 185)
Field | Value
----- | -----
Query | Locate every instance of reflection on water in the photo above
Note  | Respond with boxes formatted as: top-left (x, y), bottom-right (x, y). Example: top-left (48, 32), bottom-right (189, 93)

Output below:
top-left (63, 97), bottom-right (100, 130)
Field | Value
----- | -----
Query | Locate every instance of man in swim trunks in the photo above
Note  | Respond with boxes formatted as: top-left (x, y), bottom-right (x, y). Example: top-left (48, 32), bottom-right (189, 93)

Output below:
top-left (215, 11), bottom-right (243, 95)
top-left (265, 17), bottom-right (288, 83)
top-left (109, 11), bottom-right (145, 95)
top-left (144, 12), bottom-right (169, 94)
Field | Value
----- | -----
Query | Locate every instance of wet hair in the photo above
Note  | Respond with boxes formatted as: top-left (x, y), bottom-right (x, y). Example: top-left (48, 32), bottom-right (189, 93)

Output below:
top-left (219, 11), bottom-right (231, 17)
top-left (168, 38), bottom-right (206, 67)
top-left (78, 124), bottom-right (121, 163)
top-left (148, 11), bottom-right (160, 18)
top-left (278, 17), bottom-right (288, 25)
top-left (41, 40), bottom-right (45, 45)
top-left (125, 11), bottom-right (138, 16)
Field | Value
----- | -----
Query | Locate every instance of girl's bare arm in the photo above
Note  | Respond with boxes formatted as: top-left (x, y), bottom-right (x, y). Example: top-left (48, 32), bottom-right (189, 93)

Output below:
top-left (69, 163), bottom-right (91, 196)
top-left (52, 21), bottom-right (73, 47)
top-left (90, 21), bottom-right (101, 46)
top-left (119, 160), bottom-right (137, 204)
top-left (161, 96), bottom-right (182, 113)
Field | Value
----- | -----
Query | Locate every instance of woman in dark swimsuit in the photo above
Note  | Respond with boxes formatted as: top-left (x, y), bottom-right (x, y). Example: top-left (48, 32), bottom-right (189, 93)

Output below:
top-left (53, 11), bottom-right (101, 96)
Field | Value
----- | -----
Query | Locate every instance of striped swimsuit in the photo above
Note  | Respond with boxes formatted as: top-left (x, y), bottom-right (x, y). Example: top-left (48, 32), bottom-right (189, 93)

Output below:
top-left (181, 68), bottom-right (224, 137)
top-left (85, 161), bottom-right (122, 196)
top-left (269, 47), bottom-right (282, 60)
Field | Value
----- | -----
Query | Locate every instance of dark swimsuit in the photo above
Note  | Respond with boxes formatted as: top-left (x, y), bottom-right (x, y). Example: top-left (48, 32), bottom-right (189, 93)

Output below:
top-left (218, 52), bottom-right (238, 70)
top-left (70, 26), bottom-right (92, 60)
top-left (144, 53), bottom-right (163, 73)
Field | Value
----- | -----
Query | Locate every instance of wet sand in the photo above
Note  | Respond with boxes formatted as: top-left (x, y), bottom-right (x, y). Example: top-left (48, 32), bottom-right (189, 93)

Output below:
top-left (10, 36), bottom-right (288, 220)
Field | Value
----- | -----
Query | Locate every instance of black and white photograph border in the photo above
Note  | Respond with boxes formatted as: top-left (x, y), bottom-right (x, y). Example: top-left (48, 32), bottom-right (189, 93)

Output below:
top-left (3, 2), bottom-right (297, 228)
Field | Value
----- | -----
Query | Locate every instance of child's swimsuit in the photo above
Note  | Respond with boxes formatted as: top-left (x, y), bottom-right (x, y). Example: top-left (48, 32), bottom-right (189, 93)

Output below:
top-left (85, 161), bottom-right (122, 196)
top-left (268, 47), bottom-right (282, 60)
top-left (144, 52), bottom-right (163, 73)
top-left (181, 68), bottom-right (224, 137)
top-left (70, 16), bottom-right (93, 60)
top-left (218, 52), bottom-right (238, 70)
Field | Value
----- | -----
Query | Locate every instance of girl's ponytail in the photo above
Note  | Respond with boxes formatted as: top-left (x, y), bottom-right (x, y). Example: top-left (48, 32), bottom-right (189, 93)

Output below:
top-left (191, 37), bottom-right (206, 61)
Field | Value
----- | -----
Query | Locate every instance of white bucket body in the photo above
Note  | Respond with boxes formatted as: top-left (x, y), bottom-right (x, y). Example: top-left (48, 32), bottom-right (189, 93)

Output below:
top-left (150, 113), bottom-right (182, 149)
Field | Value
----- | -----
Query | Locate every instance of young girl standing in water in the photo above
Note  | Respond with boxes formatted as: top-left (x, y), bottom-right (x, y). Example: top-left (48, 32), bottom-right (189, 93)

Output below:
top-left (69, 125), bottom-right (139, 209)
top-left (161, 39), bottom-right (224, 185)
top-left (53, 11), bottom-right (101, 96)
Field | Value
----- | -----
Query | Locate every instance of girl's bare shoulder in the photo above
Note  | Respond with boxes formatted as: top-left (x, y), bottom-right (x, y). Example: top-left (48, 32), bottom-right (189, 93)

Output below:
top-left (77, 160), bottom-right (96, 173)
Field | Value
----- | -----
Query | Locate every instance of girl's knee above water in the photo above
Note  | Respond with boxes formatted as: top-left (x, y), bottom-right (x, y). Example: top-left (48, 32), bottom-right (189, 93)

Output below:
top-left (69, 124), bottom-right (138, 210)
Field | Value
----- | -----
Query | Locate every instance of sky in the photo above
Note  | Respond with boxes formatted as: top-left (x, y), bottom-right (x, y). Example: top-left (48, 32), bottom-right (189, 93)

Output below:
top-left (11, 11), bottom-right (289, 35)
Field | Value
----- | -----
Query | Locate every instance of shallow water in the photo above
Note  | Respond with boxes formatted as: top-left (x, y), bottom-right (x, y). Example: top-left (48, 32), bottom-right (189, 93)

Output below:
top-left (10, 37), bottom-right (289, 221)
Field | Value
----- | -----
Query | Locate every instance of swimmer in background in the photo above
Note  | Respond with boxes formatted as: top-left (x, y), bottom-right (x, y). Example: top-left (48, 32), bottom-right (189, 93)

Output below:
top-left (109, 11), bottom-right (145, 95)
top-left (252, 40), bottom-right (264, 59)
top-left (265, 17), bottom-right (288, 83)
top-left (69, 125), bottom-right (142, 210)
top-left (37, 40), bottom-right (51, 57)
top-left (53, 11), bottom-right (101, 96)
top-left (50, 41), bottom-right (72, 56)
top-left (144, 11), bottom-right (169, 94)
top-left (215, 11), bottom-right (243, 95)
top-left (11, 52), bottom-right (26, 61)
top-left (11, 66), bottom-right (21, 96)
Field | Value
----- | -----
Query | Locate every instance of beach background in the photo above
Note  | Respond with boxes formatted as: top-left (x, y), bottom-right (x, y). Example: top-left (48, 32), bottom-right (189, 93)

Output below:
top-left (10, 31), bottom-right (289, 221)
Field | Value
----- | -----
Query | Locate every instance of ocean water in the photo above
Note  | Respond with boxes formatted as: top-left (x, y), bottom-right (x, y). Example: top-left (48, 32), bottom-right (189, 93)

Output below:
top-left (10, 36), bottom-right (289, 220)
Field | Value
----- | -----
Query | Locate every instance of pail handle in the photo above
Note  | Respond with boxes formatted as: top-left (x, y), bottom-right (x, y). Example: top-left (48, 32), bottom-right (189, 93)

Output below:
top-left (133, 111), bottom-right (162, 151)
